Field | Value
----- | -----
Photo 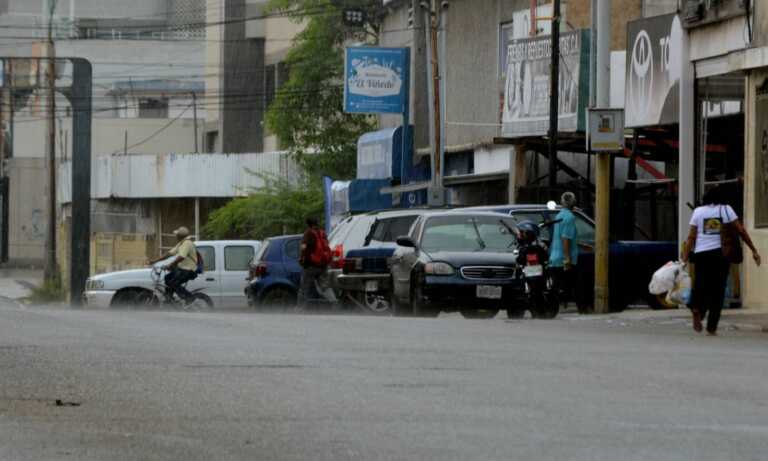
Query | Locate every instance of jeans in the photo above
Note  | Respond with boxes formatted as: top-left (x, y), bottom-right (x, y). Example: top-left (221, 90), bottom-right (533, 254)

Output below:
top-left (691, 249), bottom-right (730, 333)
top-left (298, 266), bottom-right (325, 308)
top-left (165, 268), bottom-right (197, 302)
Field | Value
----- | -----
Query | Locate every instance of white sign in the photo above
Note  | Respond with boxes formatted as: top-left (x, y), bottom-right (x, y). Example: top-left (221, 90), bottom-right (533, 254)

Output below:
top-left (587, 108), bottom-right (625, 152)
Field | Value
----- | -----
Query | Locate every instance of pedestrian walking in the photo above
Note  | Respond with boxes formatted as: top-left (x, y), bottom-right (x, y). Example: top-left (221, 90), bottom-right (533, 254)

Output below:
top-left (549, 192), bottom-right (583, 312)
top-left (298, 217), bottom-right (331, 310)
top-left (681, 187), bottom-right (761, 335)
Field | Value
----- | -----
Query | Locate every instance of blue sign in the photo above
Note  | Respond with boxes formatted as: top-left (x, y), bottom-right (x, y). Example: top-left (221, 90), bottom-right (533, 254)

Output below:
top-left (344, 47), bottom-right (409, 114)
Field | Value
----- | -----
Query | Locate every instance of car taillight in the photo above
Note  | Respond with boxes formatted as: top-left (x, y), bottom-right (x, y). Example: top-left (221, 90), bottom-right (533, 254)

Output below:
top-left (343, 257), bottom-right (363, 274)
top-left (526, 253), bottom-right (540, 265)
top-left (254, 263), bottom-right (268, 278)
top-left (330, 244), bottom-right (344, 269)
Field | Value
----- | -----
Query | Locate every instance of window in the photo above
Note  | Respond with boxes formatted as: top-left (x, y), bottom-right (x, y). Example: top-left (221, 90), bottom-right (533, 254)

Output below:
top-left (574, 215), bottom-right (596, 244)
top-left (368, 216), bottom-right (418, 244)
top-left (421, 215), bottom-right (517, 253)
top-left (284, 239), bottom-right (300, 261)
top-left (511, 212), bottom-right (548, 239)
top-left (224, 246), bottom-right (255, 271)
top-left (206, 131), bottom-right (218, 153)
top-left (138, 98), bottom-right (169, 118)
top-left (252, 240), bottom-right (271, 265)
top-left (264, 64), bottom-right (276, 109)
top-left (197, 246), bottom-right (216, 272)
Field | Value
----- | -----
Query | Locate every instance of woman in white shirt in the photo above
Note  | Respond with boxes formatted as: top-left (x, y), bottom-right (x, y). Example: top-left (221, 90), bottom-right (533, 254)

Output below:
top-left (681, 187), bottom-right (761, 335)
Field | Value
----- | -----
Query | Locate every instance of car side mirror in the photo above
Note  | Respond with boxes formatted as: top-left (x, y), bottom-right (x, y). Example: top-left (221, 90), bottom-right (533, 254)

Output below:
top-left (396, 236), bottom-right (417, 248)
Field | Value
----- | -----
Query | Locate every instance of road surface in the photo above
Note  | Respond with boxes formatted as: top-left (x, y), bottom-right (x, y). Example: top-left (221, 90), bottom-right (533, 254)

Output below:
top-left (1, 303), bottom-right (766, 460)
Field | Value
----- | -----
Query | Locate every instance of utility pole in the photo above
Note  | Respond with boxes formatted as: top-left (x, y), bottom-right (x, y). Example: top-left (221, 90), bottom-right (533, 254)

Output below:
top-left (428, 0), bottom-right (442, 199)
top-left (594, 0), bottom-right (611, 313)
top-left (44, 0), bottom-right (59, 283)
top-left (192, 91), bottom-right (199, 153)
top-left (547, 0), bottom-right (561, 188)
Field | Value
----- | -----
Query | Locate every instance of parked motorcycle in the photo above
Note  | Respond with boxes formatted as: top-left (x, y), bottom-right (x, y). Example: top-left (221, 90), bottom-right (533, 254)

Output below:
top-left (512, 219), bottom-right (560, 319)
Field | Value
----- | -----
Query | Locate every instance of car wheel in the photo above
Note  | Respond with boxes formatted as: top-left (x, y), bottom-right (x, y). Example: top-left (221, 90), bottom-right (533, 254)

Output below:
top-left (460, 309), bottom-right (499, 319)
top-left (360, 292), bottom-right (393, 316)
top-left (111, 288), bottom-right (156, 309)
top-left (260, 287), bottom-right (297, 311)
top-left (411, 283), bottom-right (439, 318)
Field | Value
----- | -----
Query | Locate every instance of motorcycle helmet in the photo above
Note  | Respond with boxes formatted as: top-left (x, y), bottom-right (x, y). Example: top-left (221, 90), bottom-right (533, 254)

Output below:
top-left (517, 220), bottom-right (540, 244)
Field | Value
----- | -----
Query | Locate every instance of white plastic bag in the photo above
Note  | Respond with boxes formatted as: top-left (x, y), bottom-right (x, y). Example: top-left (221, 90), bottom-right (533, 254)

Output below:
top-left (665, 266), bottom-right (692, 308)
top-left (648, 261), bottom-right (682, 295)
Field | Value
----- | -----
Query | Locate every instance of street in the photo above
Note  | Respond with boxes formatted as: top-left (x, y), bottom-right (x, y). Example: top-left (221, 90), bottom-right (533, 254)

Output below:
top-left (1, 303), bottom-right (766, 461)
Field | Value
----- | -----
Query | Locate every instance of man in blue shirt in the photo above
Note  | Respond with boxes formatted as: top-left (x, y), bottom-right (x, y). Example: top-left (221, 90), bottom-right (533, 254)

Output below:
top-left (549, 192), bottom-right (581, 311)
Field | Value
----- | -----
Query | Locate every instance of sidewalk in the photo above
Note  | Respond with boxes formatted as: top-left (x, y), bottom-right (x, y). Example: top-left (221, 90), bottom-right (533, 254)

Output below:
top-left (719, 310), bottom-right (768, 333)
top-left (0, 269), bottom-right (42, 301)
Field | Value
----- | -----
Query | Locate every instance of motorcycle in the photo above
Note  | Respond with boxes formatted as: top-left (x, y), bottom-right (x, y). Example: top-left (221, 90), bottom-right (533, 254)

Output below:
top-left (146, 267), bottom-right (214, 310)
top-left (512, 219), bottom-right (561, 319)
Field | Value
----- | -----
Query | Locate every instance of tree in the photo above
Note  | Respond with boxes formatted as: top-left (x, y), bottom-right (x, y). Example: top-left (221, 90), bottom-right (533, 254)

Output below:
top-left (265, 0), bottom-right (381, 180)
top-left (202, 174), bottom-right (324, 240)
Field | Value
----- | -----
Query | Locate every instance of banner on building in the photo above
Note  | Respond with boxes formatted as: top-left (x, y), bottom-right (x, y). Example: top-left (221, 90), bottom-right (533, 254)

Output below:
top-left (756, 80), bottom-right (768, 228)
top-left (625, 14), bottom-right (683, 128)
top-left (344, 47), bottom-right (409, 114)
top-left (501, 29), bottom-right (590, 138)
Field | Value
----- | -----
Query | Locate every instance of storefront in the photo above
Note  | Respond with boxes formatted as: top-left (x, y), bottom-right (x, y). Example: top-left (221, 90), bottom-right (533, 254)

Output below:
top-left (677, 1), bottom-right (768, 309)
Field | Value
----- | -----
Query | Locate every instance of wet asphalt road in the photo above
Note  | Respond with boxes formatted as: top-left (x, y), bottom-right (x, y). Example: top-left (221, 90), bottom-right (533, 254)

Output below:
top-left (1, 304), bottom-right (767, 461)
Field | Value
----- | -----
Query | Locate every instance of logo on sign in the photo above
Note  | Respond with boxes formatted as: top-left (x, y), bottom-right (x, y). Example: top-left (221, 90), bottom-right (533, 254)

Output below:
top-left (348, 58), bottom-right (402, 98)
top-left (629, 30), bottom-right (653, 119)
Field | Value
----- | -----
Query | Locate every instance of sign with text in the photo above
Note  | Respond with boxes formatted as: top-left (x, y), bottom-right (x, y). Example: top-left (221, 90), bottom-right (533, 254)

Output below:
top-left (625, 14), bottom-right (683, 128)
top-left (344, 47), bottom-right (409, 114)
top-left (501, 29), bottom-right (590, 138)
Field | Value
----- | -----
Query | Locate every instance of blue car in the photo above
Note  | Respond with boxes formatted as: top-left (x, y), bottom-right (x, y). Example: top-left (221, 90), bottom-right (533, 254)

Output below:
top-left (245, 235), bottom-right (305, 309)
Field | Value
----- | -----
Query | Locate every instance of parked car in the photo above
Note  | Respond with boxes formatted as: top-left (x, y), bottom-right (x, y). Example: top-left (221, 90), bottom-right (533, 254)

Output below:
top-left (389, 211), bottom-right (525, 318)
top-left (245, 235), bottom-right (304, 309)
top-left (464, 204), bottom-right (678, 310)
top-left (84, 240), bottom-right (261, 309)
top-left (330, 209), bottom-right (439, 314)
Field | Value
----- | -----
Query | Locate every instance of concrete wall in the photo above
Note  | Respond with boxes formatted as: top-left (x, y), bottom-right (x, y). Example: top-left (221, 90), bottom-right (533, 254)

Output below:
top-left (642, 0), bottom-right (678, 18)
top-left (755, 0), bottom-right (768, 47)
top-left (13, 117), bottom-right (201, 158)
top-left (6, 157), bottom-right (46, 264)
top-left (743, 69), bottom-right (768, 310)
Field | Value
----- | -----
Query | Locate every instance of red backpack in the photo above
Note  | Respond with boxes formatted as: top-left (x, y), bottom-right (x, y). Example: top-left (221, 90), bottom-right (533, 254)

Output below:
top-left (308, 228), bottom-right (332, 267)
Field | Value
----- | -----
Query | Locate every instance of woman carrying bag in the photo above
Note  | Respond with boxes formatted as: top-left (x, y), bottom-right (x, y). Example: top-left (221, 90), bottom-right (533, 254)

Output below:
top-left (681, 187), bottom-right (761, 335)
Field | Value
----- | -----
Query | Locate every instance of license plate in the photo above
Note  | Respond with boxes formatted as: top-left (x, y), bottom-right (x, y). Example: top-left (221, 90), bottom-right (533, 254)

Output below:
top-left (365, 280), bottom-right (379, 292)
top-left (523, 265), bottom-right (544, 277)
top-left (476, 285), bottom-right (502, 299)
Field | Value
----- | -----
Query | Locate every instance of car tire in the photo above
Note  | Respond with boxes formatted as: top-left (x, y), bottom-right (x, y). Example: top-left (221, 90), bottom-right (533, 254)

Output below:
top-left (506, 307), bottom-right (526, 319)
top-left (411, 283), bottom-right (439, 318)
top-left (460, 309), bottom-right (499, 319)
top-left (359, 292), bottom-right (393, 316)
top-left (260, 287), bottom-right (297, 311)
top-left (111, 288), bottom-right (156, 309)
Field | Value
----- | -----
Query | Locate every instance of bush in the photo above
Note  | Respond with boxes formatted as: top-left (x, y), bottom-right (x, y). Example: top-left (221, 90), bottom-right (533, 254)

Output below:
top-left (203, 175), bottom-right (324, 240)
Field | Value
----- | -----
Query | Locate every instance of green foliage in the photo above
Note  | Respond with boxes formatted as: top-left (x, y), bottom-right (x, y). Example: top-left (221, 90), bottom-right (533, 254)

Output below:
top-left (27, 275), bottom-right (65, 304)
top-left (265, 0), bottom-right (380, 180)
top-left (203, 174), bottom-right (324, 240)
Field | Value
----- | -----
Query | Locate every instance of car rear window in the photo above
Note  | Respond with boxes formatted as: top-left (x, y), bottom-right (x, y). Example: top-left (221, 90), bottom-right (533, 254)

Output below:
top-left (252, 240), bottom-right (271, 264)
top-left (197, 245), bottom-right (216, 271)
top-left (368, 216), bottom-right (418, 243)
top-left (284, 239), bottom-right (300, 261)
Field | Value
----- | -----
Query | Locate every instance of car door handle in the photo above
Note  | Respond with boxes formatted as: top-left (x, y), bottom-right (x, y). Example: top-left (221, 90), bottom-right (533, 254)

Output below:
top-left (206, 278), bottom-right (215, 282)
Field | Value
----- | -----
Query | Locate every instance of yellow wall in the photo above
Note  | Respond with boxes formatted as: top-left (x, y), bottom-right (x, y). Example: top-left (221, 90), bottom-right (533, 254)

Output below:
top-left (743, 70), bottom-right (768, 309)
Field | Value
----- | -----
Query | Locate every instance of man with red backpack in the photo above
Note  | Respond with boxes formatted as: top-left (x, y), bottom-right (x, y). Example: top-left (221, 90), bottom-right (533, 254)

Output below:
top-left (298, 217), bottom-right (331, 310)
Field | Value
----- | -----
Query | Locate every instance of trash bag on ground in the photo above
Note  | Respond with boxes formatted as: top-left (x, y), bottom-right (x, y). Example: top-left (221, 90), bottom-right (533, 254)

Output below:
top-left (649, 261), bottom-right (682, 295)
top-left (665, 265), bottom-right (692, 308)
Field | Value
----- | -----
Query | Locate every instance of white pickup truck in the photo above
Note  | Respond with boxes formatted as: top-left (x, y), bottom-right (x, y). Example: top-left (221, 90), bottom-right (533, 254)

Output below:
top-left (84, 240), bottom-right (261, 309)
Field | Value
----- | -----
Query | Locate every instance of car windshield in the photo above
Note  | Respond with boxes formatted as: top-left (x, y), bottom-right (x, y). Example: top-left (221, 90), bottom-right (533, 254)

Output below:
top-left (420, 215), bottom-right (518, 253)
